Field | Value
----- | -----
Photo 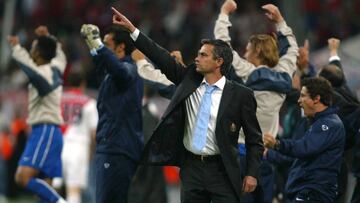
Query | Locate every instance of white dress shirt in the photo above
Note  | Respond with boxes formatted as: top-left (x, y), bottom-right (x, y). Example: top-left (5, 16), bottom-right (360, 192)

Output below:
top-left (183, 76), bottom-right (226, 155)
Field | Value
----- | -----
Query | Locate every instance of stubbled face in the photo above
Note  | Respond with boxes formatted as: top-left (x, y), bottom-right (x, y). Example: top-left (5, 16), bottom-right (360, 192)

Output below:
top-left (195, 44), bottom-right (219, 74)
top-left (244, 42), bottom-right (258, 66)
top-left (298, 86), bottom-right (316, 117)
top-left (103, 33), bottom-right (125, 59)
top-left (103, 33), bottom-right (116, 52)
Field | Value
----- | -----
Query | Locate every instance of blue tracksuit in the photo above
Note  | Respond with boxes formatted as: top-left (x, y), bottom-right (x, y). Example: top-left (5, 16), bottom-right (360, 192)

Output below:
top-left (276, 107), bottom-right (345, 202)
top-left (93, 47), bottom-right (144, 161)
top-left (92, 46), bottom-right (143, 203)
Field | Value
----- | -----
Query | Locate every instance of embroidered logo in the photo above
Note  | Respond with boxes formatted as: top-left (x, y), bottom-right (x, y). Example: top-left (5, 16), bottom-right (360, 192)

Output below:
top-left (104, 163), bottom-right (110, 169)
top-left (230, 123), bottom-right (237, 133)
top-left (322, 125), bottom-right (329, 131)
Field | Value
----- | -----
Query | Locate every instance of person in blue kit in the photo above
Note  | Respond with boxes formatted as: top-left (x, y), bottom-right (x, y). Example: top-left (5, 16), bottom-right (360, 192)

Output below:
top-left (80, 24), bottom-right (144, 203)
top-left (8, 26), bottom-right (67, 203)
top-left (264, 77), bottom-right (346, 203)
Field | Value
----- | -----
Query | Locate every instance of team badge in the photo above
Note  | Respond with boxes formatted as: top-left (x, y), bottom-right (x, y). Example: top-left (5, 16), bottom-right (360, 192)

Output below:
top-left (230, 123), bottom-right (237, 132)
top-left (322, 125), bottom-right (329, 131)
top-left (104, 163), bottom-right (110, 169)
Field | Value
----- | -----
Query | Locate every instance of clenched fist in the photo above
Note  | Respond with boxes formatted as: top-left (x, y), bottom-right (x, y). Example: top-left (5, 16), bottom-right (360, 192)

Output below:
top-left (80, 24), bottom-right (103, 50)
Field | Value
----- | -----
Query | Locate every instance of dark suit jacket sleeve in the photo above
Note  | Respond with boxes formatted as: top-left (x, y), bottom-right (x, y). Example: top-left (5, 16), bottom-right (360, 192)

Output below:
top-left (134, 32), bottom-right (187, 85)
top-left (329, 59), bottom-right (342, 70)
top-left (240, 90), bottom-right (264, 178)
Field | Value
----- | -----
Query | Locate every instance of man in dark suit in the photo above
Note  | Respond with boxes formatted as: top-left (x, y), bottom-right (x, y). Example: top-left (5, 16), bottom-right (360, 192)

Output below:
top-left (111, 7), bottom-right (264, 203)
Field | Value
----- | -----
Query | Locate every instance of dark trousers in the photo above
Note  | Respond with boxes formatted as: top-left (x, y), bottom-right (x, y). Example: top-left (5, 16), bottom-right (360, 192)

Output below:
top-left (180, 152), bottom-right (238, 203)
top-left (351, 178), bottom-right (360, 203)
top-left (240, 156), bottom-right (274, 203)
top-left (95, 153), bottom-right (136, 203)
top-left (288, 189), bottom-right (333, 203)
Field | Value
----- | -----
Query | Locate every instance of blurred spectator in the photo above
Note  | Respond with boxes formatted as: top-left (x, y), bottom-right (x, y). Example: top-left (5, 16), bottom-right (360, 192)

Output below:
top-left (60, 71), bottom-right (98, 203)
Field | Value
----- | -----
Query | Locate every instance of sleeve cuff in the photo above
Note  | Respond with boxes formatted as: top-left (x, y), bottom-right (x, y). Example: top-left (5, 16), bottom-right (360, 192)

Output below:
top-left (329, 55), bottom-right (340, 62)
top-left (90, 49), bottom-right (98, 56)
top-left (130, 28), bottom-right (140, 41)
top-left (135, 59), bottom-right (148, 67)
top-left (218, 13), bottom-right (230, 21)
top-left (275, 20), bottom-right (287, 31)
top-left (12, 44), bottom-right (22, 51)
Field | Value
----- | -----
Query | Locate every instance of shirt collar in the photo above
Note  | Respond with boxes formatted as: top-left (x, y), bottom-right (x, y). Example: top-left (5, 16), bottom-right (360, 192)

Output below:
top-left (119, 55), bottom-right (133, 63)
top-left (201, 76), bottom-right (226, 90)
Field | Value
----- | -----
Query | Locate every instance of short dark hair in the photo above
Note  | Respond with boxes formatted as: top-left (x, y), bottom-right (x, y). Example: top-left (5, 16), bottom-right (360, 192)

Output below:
top-left (105, 26), bottom-right (135, 55)
top-left (201, 39), bottom-right (233, 75)
top-left (319, 64), bottom-right (344, 87)
top-left (35, 36), bottom-right (57, 61)
top-left (301, 77), bottom-right (333, 106)
top-left (66, 72), bottom-right (85, 87)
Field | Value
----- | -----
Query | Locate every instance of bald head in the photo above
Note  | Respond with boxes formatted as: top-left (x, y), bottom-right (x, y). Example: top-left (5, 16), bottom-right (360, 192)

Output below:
top-left (319, 64), bottom-right (344, 87)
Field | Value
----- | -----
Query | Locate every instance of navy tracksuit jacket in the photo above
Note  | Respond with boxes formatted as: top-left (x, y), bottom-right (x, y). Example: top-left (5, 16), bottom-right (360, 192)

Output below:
top-left (93, 47), bottom-right (144, 162)
top-left (276, 107), bottom-right (345, 202)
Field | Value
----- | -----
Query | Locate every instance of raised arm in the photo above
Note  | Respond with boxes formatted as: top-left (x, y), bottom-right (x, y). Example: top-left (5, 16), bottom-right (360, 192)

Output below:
top-left (8, 26), bottom-right (66, 96)
top-left (214, 0), bottom-right (256, 80)
top-left (328, 38), bottom-right (342, 68)
top-left (132, 49), bottom-right (173, 86)
top-left (263, 4), bottom-right (298, 76)
top-left (35, 26), bottom-right (67, 73)
top-left (80, 24), bottom-right (137, 83)
top-left (132, 49), bottom-right (176, 99)
top-left (111, 7), bottom-right (187, 85)
top-left (9, 26), bottom-right (66, 74)
top-left (8, 36), bottom-right (39, 71)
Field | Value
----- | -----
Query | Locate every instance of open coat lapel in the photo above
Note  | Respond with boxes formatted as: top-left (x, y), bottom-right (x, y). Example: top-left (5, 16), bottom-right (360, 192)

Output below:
top-left (161, 67), bottom-right (203, 119)
top-left (216, 80), bottom-right (234, 123)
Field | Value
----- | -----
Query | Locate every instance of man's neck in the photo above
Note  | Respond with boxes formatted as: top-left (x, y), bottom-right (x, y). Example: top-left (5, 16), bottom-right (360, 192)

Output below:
top-left (310, 105), bottom-right (328, 118)
top-left (35, 58), bottom-right (48, 66)
top-left (204, 73), bottom-right (222, 85)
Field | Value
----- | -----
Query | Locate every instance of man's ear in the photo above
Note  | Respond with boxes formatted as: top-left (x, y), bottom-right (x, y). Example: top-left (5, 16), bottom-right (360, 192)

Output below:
top-left (216, 58), bottom-right (224, 68)
top-left (313, 95), bottom-right (321, 104)
top-left (115, 43), bottom-right (125, 55)
top-left (32, 49), bottom-right (40, 59)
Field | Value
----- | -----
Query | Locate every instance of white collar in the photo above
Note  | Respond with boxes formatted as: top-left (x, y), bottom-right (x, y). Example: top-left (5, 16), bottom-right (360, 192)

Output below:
top-left (201, 76), bottom-right (226, 90)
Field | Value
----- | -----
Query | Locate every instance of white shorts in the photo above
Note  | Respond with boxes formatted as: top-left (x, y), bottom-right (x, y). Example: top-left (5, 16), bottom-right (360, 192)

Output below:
top-left (62, 142), bottom-right (90, 188)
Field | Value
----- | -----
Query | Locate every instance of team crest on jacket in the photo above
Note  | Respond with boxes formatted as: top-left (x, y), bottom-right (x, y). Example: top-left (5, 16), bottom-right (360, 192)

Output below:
top-left (230, 123), bottom-right (237, 132)
top-left (322, 124), bottom-right (329, 131)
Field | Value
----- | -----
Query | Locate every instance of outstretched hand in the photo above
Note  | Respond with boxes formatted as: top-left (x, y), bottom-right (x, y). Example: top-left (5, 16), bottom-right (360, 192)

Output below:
top-left (297, 39), bottom-right (310, 71)
top-left (262, 4), bottom-right (284, 23)
top-left (111, 7), bottom-right (136, 33)
top-left (328, 38), bottom-right (340, 56)
top-left (221, 0), bottom-right (237, 15)
top-left (35, 26), bottom-right (50, 37)
top-left (171, 51), bottom-right (185, 66)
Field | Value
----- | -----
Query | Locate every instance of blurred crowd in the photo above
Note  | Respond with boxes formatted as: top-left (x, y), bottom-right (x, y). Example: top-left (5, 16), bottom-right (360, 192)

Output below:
top-left (1, 0), bottom-right (360, 89)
